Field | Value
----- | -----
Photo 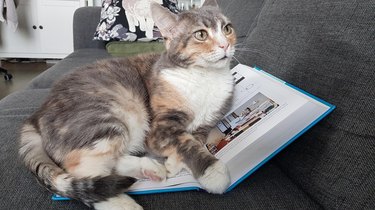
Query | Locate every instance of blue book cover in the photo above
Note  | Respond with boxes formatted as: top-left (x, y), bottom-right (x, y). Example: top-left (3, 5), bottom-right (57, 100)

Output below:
top-left (53, 64), bottom-right (335, 200)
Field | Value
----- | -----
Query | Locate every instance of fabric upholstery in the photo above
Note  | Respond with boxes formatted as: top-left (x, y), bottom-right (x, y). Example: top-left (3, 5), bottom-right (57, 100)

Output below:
top-left (27, 49), bottom-right (111, 89)
top-left (135, 162), bottom-right (322, 210)
top-left (73, 7), bottom-right (106, 50)
top-left (236, 0), bottom-right (375, 209)
top-left (217, 0), bottom-right (265, 41)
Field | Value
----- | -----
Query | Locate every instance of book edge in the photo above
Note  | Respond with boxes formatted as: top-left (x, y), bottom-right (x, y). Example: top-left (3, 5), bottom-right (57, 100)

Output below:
top-left (127, 186), bottom-right (201, 195)
top-left (253, 65), bottom-right (335, 108)
top-left (52, 187), bottom-right (202, 200)
top-left (225, 101), bottom-right (335, 192)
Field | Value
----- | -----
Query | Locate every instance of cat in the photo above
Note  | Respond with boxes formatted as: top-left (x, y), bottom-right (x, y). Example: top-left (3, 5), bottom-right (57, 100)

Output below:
top-left (19, 0), bottom-right (236, 209)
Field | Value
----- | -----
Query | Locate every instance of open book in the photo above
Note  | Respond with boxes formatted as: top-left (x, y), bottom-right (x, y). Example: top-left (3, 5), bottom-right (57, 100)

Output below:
top-left (53, 64), bottom-right (335, 200)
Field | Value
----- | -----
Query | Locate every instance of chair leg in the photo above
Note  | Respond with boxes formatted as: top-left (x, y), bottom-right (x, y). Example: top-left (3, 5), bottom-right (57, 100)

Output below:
top-left (0, 67), bottom-right (13, 81)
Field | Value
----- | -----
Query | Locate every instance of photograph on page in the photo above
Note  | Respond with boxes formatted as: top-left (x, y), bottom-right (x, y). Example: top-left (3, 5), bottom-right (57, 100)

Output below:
top-left (206, 92), bottom-right (279, 155)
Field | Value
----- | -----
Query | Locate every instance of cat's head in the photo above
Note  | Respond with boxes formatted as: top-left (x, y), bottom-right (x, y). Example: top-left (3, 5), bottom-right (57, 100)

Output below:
top-left (151, 0), bottom-right (236, 69)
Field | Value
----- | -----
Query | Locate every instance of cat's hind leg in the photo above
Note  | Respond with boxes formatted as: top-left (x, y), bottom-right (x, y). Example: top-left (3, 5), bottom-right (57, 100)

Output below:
top-left (62, 139), bottom-right (144, 209)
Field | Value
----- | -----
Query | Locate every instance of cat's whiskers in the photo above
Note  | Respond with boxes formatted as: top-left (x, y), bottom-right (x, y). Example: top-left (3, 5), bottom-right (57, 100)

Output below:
top-left (233, 45), bottom-right (276, 61)
top-left (232, 56), bottom-right (241, 65)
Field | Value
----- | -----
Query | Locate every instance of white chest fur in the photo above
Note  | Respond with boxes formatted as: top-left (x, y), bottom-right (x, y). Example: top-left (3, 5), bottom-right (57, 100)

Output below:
top-left (161, 67), bottom-right (234, 131)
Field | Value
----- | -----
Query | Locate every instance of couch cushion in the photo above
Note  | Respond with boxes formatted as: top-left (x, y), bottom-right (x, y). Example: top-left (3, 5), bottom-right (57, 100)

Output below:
top-left (0, 89), bottom-right (81, 209)
top-left (0, 89), bottom-right (50, 116)
top-left (73, 7), bottom-right (107, 50)
top-left (135, 162), bottom-right (322, 210)
top-left (27, 49), bottom-right (111, 89)
top-left (237, 0), bottom-right (375, 209)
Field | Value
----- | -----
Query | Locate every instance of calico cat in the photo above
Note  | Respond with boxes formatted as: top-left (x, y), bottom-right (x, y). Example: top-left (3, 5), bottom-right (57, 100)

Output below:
top-left (19, 0), bottom-right (236, 209)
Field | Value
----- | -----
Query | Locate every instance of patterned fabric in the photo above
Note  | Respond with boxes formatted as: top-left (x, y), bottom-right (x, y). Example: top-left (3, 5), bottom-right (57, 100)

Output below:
top-left (93, 0), bottom-right (178, 41)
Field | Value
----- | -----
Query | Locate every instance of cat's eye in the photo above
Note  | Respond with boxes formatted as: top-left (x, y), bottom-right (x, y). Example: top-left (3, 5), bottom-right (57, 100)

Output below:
top-left (223, 24), bottom-right (233, 35)
top-left (194, 30), bottom-right (208, 41)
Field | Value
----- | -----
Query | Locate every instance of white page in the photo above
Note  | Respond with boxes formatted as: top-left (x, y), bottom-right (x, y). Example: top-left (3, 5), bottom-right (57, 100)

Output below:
top-left (211, 65), bottom-right (331, 188)
top-left (226, 101), bottom-right (329, 189)
top-left (211, 64), bottom-right (308, 162)
top-left (128, 169), bottom-right (197, 192)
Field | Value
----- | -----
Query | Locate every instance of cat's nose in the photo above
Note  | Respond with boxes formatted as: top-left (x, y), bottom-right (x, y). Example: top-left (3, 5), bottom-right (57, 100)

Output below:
top-left (219, 43), bottom-right (229, 51)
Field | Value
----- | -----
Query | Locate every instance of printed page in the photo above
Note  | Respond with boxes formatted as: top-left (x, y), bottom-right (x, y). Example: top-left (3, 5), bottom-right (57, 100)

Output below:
top-left (207, 64), bottom-right (308, 162)
top-left (128, 169), bottom-right (198, 192)
top-left (226, 100), bottom-right (330, 189)
top-left (206, 64), bottom-right (331, 189)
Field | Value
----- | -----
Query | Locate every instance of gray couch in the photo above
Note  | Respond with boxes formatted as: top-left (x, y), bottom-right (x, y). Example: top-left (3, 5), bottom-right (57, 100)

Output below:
top-left (1, 0), bottom-right (374, 209)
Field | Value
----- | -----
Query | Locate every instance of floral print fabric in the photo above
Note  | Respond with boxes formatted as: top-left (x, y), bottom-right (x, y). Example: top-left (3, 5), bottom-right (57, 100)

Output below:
top-left (94, 0), bottom-right (178, 41)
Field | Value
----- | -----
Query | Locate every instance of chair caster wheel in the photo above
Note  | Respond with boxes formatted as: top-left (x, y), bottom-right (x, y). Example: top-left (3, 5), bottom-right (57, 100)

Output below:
top-left (0, 67), bottom-right (13, 81)
top-left (4, 73), bottom-right (12, 81)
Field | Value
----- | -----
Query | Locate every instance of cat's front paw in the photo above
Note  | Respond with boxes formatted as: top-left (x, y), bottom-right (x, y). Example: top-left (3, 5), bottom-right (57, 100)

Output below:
top-left (165, 155), bottom-right (185, 178)
top-left (197, 160), bottom-right (230, 194)
top-left (140, 157), bottom-right (167, 182)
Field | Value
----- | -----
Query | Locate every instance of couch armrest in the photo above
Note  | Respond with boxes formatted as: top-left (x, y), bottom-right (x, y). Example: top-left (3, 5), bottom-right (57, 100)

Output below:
top-left (73, 7), bottom-right (106, 50)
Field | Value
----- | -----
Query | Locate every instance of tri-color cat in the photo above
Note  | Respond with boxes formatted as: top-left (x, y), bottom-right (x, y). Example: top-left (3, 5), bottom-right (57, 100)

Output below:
top-left (19, 0), bottom-right (236, 209)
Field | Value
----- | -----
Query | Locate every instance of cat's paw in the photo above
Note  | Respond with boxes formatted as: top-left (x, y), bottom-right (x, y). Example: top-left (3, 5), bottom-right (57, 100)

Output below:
top-left (140, 157), bottom-right (167, 182)
top-left (165, 155), bottom-right (185, 178)
top-left (197, 161), bottom-right (230, 194)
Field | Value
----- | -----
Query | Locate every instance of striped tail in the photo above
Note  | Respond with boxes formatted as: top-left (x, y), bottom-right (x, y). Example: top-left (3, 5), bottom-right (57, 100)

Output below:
top-left (18, 123), bottom-right (136, 206)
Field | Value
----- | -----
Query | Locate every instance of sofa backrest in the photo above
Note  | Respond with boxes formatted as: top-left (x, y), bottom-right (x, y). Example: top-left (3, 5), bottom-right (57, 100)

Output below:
top-left (232, 0), bottom-right (375, 209)
top-left (218, 0), bottom-right (265, 43)
top-left (73, 7), bottom-right (106, 50)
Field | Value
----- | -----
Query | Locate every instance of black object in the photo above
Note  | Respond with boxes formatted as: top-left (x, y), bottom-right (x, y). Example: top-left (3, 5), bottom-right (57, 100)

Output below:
top-left (0, 67), bottom-right (13, 81)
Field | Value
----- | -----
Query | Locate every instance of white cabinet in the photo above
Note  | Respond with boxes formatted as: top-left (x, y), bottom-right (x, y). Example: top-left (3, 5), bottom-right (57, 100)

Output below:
top-left (0, 0), bottom-right (80, 59)
top-left (0, 1), bottom-right (39, 55)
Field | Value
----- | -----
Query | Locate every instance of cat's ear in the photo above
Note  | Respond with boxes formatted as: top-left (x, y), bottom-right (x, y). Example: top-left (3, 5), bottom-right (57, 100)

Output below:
top-left (151, 2), bottom-right (179, 39)
top-left (202, 0), bottom-right (219, 8)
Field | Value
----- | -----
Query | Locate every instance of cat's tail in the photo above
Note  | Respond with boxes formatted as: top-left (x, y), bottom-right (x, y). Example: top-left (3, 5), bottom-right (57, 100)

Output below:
top-left (18, 122), bottom-right (137, 206)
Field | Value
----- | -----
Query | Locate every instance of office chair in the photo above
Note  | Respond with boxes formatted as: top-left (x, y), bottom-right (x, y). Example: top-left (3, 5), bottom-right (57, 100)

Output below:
top-left (0, 67), bottom-right (13, 80)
